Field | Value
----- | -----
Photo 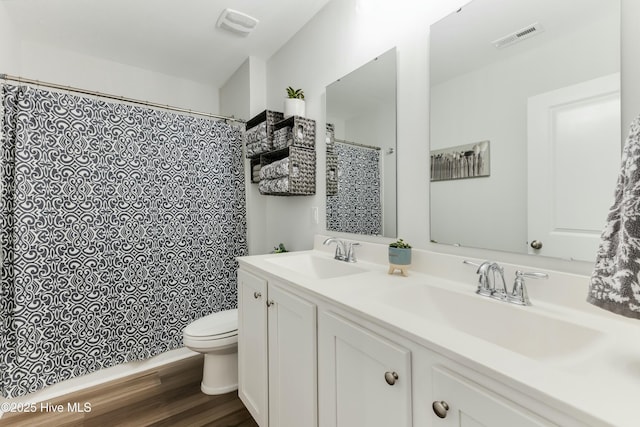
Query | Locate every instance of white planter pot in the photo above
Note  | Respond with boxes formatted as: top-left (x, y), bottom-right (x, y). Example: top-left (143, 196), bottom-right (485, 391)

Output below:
top-left (284, 98), bottom-right (305, 118)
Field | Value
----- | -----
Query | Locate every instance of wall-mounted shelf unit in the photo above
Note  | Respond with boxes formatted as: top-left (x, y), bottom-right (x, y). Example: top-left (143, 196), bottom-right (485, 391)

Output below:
top-left (245, 110), bottom-right (316, 196)
top-left (258, 146), bottom-right (316, 196)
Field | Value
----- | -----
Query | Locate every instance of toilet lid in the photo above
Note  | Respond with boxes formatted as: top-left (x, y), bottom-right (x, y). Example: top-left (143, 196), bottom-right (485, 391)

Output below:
top-left (184, 308), bottom-right (238, 338)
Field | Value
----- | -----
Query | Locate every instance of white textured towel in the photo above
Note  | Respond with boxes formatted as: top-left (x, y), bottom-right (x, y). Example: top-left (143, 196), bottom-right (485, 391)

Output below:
top-left (260, 157), bottom-right (290, 180)
top-left (589, 114), bottom-right (640, 319)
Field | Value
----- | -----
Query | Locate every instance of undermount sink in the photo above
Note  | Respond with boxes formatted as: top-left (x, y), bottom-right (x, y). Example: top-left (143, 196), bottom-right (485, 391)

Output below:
top-left (377, 283), bottom-right (604, 361)
top-left (265, 253), bottom-right (368, 280)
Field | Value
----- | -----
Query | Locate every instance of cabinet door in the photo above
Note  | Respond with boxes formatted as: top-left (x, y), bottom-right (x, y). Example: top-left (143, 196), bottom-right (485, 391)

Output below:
top-left (318, 311), bottom-right (412, 427)
top-left (238, 269), bottom-right (269, 427)
top-left (267, 283), bottom-right (317, 427)
top-left (431, 367), bottom-right (556, 427)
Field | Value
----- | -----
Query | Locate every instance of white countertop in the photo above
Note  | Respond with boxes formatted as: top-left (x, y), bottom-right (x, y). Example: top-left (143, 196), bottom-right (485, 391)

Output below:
top-left (238, 237), bottom-right (640, 427)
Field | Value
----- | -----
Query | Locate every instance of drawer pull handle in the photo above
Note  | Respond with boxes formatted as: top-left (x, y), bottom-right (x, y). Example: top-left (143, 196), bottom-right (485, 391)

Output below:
top-left (432, 401), bottom-right (449, 419)
top-left (253, 292), bottom-right (262, 299)
top-left (266, 299), bottom-right (274, 307)
top-left (384, 371), bottom-right (398, 385)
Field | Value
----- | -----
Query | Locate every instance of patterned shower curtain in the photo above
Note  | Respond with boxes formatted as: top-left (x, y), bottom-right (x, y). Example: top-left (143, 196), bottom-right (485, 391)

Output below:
top-left (0, 84), bottom-right (247, 398)
top-left (326, 142), bottom-right (382, 235)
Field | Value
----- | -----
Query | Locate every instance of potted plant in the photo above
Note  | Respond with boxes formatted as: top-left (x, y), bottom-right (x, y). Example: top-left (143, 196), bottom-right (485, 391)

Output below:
top-left (284, 86), bottom-right (305, 118)
top-left (388, 239), bottom-right (412, 276)
top-left (272, 243), bottom-right (289, 253)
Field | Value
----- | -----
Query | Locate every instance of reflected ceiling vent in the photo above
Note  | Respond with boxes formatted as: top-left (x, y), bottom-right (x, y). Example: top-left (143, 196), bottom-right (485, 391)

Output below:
top-left (216, 8), bottom-right (259, 37)
top-left (491, 22), bottom-right (544, 49)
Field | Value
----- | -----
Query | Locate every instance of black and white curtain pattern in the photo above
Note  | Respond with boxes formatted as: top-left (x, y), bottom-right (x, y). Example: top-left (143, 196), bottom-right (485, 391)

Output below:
top-left (326, 142), bottom-right (382, 235)
top-left (0, 84), bottom-right (247, 398)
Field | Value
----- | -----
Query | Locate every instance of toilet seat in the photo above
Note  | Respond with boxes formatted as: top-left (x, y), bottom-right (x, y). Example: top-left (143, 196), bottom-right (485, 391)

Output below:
top-left (183, 308), bottom-right (238, 351)
top-left (183, 308), bottom-right (238, 340)
top-left (184, 329), bottom-right (237, 341)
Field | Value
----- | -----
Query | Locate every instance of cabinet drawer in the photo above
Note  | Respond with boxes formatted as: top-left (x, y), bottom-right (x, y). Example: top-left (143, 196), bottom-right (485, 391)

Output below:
top-left (431, 367), bottom-right (556, 427)
top-left (319, 311), bottom-right (412, 427)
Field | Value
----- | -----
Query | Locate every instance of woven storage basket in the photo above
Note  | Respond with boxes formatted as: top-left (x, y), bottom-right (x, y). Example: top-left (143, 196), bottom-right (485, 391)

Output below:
top-left (245, 110), bottom-right (284, 158)
top-left (325, 123), bottom-right (335, 152)
top-left (274, 126), bottom-right (292, 150)
top-left (259, 147), bottom-right (316, 196)
top-left (273, 116), bottom-right (316, 150)
top-left (326, 152), bottom-right (338, 196)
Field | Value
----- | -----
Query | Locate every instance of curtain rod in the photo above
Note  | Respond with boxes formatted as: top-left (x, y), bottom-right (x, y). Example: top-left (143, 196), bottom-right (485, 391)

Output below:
top-left (335, 138), bottom-right (380, 151)
top-left (0, 73), bottom-right (246, 124)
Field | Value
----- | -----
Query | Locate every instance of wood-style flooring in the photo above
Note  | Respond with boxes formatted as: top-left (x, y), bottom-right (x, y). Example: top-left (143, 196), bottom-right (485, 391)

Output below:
top-left (1, 355), bottom-right (258, 427)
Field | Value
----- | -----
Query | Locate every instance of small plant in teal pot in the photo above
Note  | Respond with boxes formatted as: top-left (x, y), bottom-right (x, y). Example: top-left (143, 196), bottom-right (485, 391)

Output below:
top-left (388, 239), bottom-right (412, 276)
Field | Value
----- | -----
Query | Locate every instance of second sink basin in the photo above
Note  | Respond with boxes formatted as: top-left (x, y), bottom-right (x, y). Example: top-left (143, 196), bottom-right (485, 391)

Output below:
top-left (376, 283), bottom-right (604, 361)
top-left (265, 253), bottom-right (367, 280)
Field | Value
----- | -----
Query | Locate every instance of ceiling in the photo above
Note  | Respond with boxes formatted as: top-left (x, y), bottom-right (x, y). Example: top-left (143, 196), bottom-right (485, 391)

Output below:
top-left (430, 0), bottom-right (616, 85)
top-left (1, 0), bottom-right (332, 87)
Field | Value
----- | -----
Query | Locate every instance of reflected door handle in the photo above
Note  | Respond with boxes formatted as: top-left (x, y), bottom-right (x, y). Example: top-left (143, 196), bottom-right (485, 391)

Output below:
top-left (530, 240), bottom-right (543, 250)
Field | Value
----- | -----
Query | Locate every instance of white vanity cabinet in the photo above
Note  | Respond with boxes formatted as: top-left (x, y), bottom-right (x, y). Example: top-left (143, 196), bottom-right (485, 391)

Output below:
top-left (318, 311), bottom-right (412, 427)
top-left (237, 268), bottom-right (317, 427)
top-left (238, 259), bottom-right (596, 427)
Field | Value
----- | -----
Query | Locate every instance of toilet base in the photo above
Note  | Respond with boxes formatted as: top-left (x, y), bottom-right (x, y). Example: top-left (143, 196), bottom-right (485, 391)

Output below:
top-left (200, 348), bottom-right (238, 395)
top-left (201, 381), bottom-right (238, 395)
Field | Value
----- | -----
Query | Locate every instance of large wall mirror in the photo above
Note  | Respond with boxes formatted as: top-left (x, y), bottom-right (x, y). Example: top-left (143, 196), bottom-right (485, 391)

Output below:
top-left (430, 0), bottom-right (621, 262)
top-left (326, 48), bottom-right (397, 237)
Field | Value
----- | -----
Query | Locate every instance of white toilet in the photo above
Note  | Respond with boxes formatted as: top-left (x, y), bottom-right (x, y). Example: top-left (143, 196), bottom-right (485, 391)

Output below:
top-left (183, 308), bottom-right (238, 395)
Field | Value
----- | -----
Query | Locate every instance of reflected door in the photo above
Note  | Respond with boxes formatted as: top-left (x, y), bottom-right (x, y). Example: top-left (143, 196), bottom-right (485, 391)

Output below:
top-left (527, 73), bottom-right (621, 261)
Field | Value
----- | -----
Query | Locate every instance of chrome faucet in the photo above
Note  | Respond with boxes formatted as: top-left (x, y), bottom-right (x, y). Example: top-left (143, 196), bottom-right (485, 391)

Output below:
top-left (463, 260), bottom-right (507, 300)
top-left (323, 237), bottom-right (359, 262)
top-left (487, 262), bottom-right (508, 301)
top-left (465, 260), bottom-right (549, 305)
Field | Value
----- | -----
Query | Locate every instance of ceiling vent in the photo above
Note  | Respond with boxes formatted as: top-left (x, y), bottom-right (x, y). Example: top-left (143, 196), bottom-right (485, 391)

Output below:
top-left (216, 8), bottom-right (259, 37)
top-left (491, 22), bottom-right (544, 49)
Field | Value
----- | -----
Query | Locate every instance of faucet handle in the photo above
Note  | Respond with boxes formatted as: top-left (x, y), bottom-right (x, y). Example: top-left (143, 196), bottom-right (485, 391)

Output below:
top-left (518, 271), bottom-right (549, 280)
top-left (346, 242), bottom-right (360, 263)
top-left (508, 270), bottom-right (548, 306)
top-left (463, 259), bottom-right (481, 268)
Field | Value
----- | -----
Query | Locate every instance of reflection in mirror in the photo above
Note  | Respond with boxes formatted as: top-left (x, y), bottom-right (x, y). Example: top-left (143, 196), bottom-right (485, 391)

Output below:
top-left (326, 48), bottom-right (397, 237)
top-left (429, 0), bottom-right (620, 261)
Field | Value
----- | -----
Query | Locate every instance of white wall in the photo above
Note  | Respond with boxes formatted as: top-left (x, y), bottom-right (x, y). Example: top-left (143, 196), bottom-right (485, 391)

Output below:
top-left (220, 58), bottom-right (251, 120)
top-left (259, 0), bottom-right (640, 274)
top-left (430, 13), bottom-right (619, 254)
top-left (219, 57), bottom-right (270, 255)
top-left (622, 1), bottom-right (640, 129)
top-left (1, 38), bottom-right (218, 113)
top-left (262, 0), bottom-right (453, 253)
top-left (0, 3), bottom-right (19, 72)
